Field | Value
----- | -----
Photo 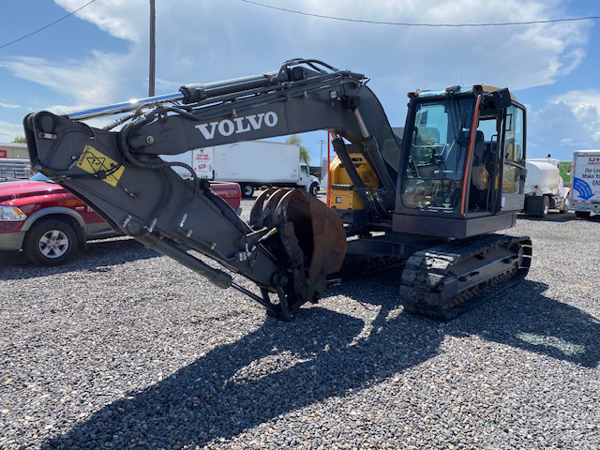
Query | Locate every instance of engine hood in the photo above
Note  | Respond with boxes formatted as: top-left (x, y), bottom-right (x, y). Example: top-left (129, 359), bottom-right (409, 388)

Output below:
top-left (0, 179), bottom-right (67, 204)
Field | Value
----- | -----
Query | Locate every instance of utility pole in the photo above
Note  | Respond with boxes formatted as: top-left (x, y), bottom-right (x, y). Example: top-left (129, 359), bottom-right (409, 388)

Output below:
top-left (318, 139), bottom-right (325, 165)
top-left (149, 0), bottom-right (156, 96)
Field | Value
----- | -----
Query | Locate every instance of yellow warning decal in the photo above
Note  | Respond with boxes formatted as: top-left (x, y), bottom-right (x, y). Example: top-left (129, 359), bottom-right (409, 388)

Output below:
top-left (76, 145), bottom-right (125, 187)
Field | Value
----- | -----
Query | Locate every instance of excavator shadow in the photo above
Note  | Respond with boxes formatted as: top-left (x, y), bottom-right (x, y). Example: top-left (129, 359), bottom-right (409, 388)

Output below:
top-left (42, 279), bottom-right (600, 448)
top-left (446, 280), bottom-right (600, 368)
top-left (517, 213), bottom-right (600, 223)
top-left (0, 238), bottom-right (159, 281)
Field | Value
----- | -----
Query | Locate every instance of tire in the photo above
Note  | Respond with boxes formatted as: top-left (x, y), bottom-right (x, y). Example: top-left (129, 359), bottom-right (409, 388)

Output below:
top-left (575, 211), bottom-right (591, 219)
top-left (241, 183), bottom-right (254, 198)
top-left (542, 195), bottom-right (550, 217)
top-left (525, 195), bottom-right (547, 218)
top-left (524, 196), bottom-right (533, 216)
top-left (559, 197), bottom-right (569, 214)
top-left (309, 182), bottom-right (319, 197)
top-left (24, 219), bottom-right (78, 266)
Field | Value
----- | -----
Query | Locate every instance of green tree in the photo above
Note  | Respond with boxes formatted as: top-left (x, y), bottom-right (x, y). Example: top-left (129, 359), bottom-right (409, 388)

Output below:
top-left (11, 137), bottom-right (27, 143)
top-left (285, 134), bottom-right (311, 164)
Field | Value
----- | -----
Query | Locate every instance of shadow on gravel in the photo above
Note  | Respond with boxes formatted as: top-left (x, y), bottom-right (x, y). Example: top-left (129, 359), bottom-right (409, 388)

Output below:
top-left (517, 212), bottom-right (600, 223)
top-left (0, 238), bottom-right (159, 281)
top-left (43, 277), bottom-right (600, 448)
top-left (450, 280), bottom-right (600, 368)
top-left (517, 213), bottom-right (574, 223)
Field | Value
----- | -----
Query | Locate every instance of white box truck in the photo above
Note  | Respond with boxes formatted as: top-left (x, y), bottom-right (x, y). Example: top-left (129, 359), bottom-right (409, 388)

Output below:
top-left (164, 141), bottom-right (320, 198)
top-left (569, 150), bottom-right (600, 218)
top-left (523, 158), bottom-right (569, 217)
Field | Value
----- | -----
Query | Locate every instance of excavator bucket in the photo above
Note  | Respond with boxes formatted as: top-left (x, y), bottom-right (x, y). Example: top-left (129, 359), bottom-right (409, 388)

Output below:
top-left (250, 188), bottom-right (347, 309)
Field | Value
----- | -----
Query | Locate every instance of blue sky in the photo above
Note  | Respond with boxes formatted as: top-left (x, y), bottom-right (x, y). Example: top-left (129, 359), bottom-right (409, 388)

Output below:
top-left (1, 0), bottom-right (599, 162)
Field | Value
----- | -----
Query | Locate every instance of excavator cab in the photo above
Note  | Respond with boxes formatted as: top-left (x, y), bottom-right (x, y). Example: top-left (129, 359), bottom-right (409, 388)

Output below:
top-left (393, 85), bottom-right (527, 238)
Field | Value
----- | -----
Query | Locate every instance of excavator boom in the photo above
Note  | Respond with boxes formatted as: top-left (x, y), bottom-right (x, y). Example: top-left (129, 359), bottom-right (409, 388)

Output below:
top-left (24, 59), bottom-right (401, 319)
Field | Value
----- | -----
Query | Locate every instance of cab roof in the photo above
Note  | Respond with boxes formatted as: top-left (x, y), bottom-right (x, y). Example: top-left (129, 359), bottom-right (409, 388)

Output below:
top-left (408, 84), bottom-right (517, 101)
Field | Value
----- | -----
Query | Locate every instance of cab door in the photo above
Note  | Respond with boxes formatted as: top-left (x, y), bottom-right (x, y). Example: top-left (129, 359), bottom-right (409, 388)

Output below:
top-left (499, 105), bottom-right (526, 212)
top-left (298, 163), bottom-right (310, 187)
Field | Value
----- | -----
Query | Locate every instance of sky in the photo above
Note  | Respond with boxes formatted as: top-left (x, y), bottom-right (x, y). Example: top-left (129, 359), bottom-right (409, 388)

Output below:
top-left (0, 0), bottom-right (599, 163)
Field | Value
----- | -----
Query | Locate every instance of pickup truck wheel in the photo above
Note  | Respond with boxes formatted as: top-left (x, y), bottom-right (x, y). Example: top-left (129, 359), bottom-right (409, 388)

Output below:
top-left (24, 220), bottom-right (78, 266)
top-left (241, 183), bottom-right (254, 198)
top-left (309, 182), bottom-right (319, 197)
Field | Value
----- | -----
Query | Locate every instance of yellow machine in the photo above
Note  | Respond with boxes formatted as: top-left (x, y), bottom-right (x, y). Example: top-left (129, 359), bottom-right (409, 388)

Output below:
top-left (328, 154), bottom-right (379, 224)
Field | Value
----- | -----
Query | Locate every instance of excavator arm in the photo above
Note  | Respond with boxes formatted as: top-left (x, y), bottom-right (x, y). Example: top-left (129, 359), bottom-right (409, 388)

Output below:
top-left (24, 59), bottom-right (402, 319)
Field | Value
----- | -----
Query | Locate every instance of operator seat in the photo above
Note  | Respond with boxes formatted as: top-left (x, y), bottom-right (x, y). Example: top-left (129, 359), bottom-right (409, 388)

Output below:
top-left (412, 126), bottom-right (440, 179)
top-left (469, 131), bottom-right (490, 211)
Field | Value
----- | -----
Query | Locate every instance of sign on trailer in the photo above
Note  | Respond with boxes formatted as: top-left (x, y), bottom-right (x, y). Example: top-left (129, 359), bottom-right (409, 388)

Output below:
top-left (569, 150), bottom-right (600, 215)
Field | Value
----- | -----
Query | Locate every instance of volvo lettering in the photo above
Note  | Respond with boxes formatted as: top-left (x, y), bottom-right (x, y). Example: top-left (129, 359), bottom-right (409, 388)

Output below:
top-left (195, 111), bottom-right (279, 140)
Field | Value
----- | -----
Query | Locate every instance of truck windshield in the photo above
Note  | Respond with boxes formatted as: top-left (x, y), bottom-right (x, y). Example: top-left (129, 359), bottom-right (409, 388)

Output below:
top-left (401, 97), bottom-right (474, 213)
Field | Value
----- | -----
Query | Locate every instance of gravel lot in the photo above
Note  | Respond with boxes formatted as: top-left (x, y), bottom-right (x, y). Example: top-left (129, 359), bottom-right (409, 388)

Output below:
top-left (1, 197), bottom-right (599, 449)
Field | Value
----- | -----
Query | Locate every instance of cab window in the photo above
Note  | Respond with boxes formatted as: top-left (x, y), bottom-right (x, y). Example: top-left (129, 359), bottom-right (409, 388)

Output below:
top-left (502, 106), bottom-right (525, 194)
top-left (401, 98), bottom-right (474, 213)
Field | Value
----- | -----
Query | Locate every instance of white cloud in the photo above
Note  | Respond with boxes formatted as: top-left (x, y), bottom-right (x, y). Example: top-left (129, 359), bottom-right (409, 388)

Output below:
top-left (552, 89), bottom-right (600, 113)
top-left (0, 121), bottom-right (26, 143)
top-left (55, 0), bottom-right (144, 42)
top-left (552, 89), bottom-right (600, 142)
top-left (1, 0), bottom-right (588, 117)
top-left (0, 0), bottom-right (593, 162)
top-left (528, 93), bottom-right (600, 160)
top-left (0, 52), bottom-right (131, 107)
top-left (0, 102), bottom-right (20, 109)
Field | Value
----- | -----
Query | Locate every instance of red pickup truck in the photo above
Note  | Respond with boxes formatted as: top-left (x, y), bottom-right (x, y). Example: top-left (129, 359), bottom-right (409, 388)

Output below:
top-left (0, 173), bottom-right (242, 266)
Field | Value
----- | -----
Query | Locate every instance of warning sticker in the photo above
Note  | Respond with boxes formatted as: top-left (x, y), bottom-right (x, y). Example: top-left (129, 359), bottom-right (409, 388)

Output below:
top-left (76, 145), bottom-right (125, 187)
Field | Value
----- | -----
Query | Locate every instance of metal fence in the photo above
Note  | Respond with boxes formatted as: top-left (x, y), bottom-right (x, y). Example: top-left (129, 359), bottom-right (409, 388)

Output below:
top-left (0, 159), bottom-right (34, 181)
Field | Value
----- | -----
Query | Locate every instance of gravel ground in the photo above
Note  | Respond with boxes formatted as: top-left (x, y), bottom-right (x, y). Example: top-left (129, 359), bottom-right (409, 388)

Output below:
top-left (1, 198), bottom-right (599, 449)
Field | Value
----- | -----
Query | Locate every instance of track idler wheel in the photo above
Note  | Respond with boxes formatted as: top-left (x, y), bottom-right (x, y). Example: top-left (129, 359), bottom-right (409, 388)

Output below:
top-left (250, 188), bottom-right (346, 313)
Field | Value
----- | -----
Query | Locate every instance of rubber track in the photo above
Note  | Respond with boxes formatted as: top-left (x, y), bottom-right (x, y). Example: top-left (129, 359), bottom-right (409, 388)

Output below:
top-left (400, 234), bottom-right (532, 320)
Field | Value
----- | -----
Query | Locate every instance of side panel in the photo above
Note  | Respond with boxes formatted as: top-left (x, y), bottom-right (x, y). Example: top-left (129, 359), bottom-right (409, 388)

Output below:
top-left (524, 161), bottom-right (561, 195)
top-left (212, 141), bottom-right (300, 184)
top-left (191, 147), bottom-right (214, 179)
top-left (393, 213), bottom-right (516, 239)
top-left (569, 150), bottom-right (600, 212)
top-left (160, 150), bottom-right (195, 178)
top-left (501, 194), bottom-right (524, 211)
top-left (210, 182), bottom-right (242, 210)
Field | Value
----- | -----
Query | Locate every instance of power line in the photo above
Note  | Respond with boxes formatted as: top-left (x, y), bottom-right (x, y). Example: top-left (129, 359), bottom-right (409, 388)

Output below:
top-left (0, 0), bottom-right (97, 50)
top-left (241, 0), bottom-right (600, 27)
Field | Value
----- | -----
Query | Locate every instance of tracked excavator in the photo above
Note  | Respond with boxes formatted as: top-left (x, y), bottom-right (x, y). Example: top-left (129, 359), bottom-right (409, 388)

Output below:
top-left (24, 58), bottom-right (531, 321)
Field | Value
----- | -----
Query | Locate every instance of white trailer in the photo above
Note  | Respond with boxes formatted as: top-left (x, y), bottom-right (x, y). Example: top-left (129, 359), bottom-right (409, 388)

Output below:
top-left (523, 158), bottom-right (569, 217)
top-left (569, 150), bottom-right (600, 218)
top-left (163, 141), bottom-right (320, 198)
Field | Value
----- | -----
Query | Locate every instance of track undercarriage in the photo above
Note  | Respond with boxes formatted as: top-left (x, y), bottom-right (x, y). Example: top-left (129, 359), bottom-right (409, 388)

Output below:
top-left (399, 234), bottom-right (532, 320)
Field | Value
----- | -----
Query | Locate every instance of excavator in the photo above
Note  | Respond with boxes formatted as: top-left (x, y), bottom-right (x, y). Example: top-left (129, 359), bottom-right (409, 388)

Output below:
top-left (23, 58), bottom-right (531, 321)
